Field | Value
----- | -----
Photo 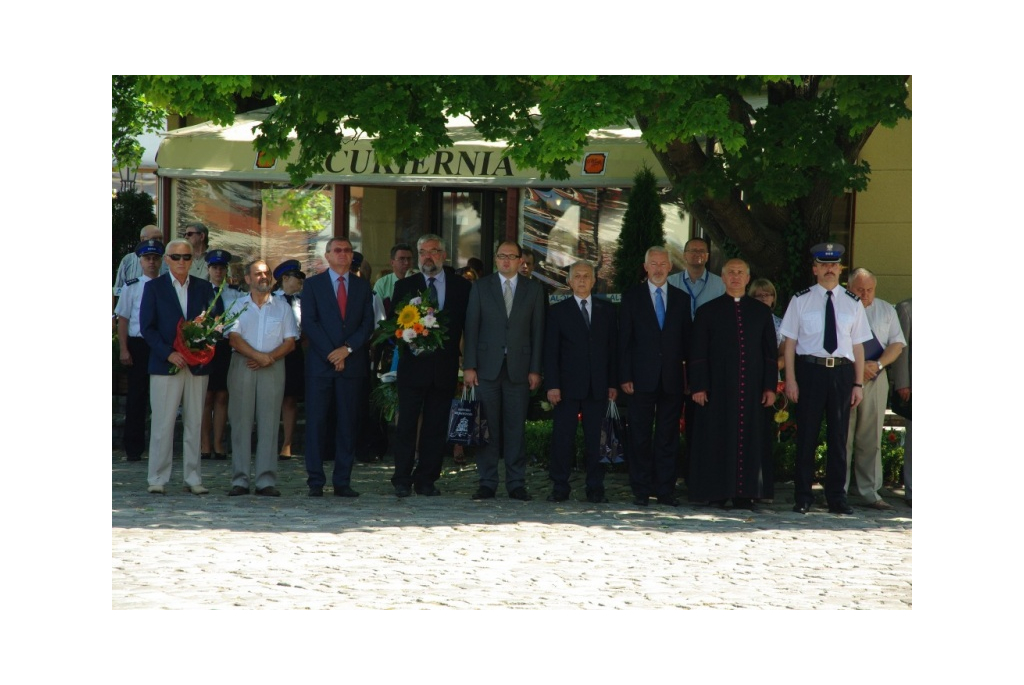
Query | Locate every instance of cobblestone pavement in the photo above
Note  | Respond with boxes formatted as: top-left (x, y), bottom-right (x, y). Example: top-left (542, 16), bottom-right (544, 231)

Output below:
top-left (112, 447), bottom-right (912, 609)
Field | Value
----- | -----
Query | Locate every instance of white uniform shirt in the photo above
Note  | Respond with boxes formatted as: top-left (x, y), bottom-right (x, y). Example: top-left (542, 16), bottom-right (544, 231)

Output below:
top-left (780, 284), bottom-right (872, 360)
top-left (113, 253), bottom-right (168, 296)
top-left (864, 298), bottom-right (907, 349)
top-left (113, 275), bottom-right (153, 337)
top-left (225, 294), bottom-right (298, 353)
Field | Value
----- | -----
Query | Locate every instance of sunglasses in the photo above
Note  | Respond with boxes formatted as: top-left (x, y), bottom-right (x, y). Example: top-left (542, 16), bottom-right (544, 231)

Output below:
top-left (167, 254), bottom-right (193, 262)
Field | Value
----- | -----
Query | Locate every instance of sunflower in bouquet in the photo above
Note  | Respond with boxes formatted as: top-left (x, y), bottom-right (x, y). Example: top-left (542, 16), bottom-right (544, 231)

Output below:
top-left (373, 291), bottom-right (449, 356)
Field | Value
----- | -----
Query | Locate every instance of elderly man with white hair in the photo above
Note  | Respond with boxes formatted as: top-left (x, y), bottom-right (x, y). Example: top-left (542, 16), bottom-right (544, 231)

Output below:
top-left (844, 267), bottom-right (906, 510)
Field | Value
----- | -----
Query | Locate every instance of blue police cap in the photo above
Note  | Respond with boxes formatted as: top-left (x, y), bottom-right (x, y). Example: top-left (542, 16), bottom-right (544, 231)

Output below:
top-left (205, 249), bottom-right (232, 266)
top-left (135, 239), bottom-right (165, 257)
top-left (273, 259), bottom-right (305, 280)
top-left (810, 242), bottom-right (845, 263)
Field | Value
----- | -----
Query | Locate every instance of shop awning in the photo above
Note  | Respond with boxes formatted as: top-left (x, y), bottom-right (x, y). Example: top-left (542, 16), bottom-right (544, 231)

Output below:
top-left (156, 107), bottom-right (672, 188)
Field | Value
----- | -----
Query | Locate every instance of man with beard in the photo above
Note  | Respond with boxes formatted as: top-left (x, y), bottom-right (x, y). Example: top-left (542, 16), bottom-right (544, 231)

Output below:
top-left (687, 259), bottom-right (778, 508)
top-left (224, 260), bottom-right (297, 496)
top-left (390, 234), bottom-right (471, 497)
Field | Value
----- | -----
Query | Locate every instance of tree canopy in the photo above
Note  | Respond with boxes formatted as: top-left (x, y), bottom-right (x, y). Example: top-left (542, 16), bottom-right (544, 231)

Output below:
top-left (114, 75), bottom-right (910, 292)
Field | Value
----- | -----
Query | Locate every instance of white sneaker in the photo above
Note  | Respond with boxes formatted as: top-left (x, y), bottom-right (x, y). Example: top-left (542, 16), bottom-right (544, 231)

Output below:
top-left (147, 485), bottom-right (165, 494)
top-left (868, 499), bottom-right (894, 510)
top-left (186, 484), bottom-right (209, 495)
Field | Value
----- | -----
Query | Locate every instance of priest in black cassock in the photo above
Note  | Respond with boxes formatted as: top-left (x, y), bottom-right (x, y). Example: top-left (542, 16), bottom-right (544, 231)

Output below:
top-left (687, 259), bottom-right (778, 508)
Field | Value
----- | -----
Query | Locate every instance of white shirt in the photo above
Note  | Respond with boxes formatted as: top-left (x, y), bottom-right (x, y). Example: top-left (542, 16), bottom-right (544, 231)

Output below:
top-left (779, 284), bottom-right (872, 360)
top-left (647, 280), bottom-right (669, 310)
top-left (113, 275), bottom-right (153, 337)
top-left (113, 253), bottom-right (168, 296)
top-left (226, 294), bottom-right (298, 353)
top-left (864, 298), bottom-right (907, 349)
top-left (171, 275), bottom-right (190, 316)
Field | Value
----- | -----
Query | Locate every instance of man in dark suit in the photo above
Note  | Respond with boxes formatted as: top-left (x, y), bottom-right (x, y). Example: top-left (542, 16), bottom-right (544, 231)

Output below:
top-left (139, 238), bottom-right (223, 495)
top-left (301, 237), bottom-right (375, 497)
top-left (463, 241), bottom-right (546, 501)
top-left (618, 246), bottom-right (691, 507)
top-left (544, 261), bottom-right (617, 504)
top-left (390, 234), bottom-right (471, 497)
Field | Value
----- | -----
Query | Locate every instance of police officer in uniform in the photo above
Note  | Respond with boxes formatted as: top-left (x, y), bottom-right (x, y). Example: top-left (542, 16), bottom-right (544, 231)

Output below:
top-left (114, 238), bottom-right (164, 461)
top-left (200, 249), bottom-right (240, 459)
top-left (780, 243), bottom-right (872, 515)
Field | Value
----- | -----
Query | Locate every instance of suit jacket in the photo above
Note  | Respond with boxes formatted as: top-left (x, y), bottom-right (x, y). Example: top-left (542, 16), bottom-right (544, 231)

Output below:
top-left (544, 295), bottom-right (617, 399)
top-left (464, 273), bottom-right (546, 383)
top-left (891, 298), bottom-right (911, 390)
top-left (618, 281), bottom-right (691, 393)
top-left (392, 267), bottom-right (471, 388)
top-left (301, 269), bottom-right (374, 379)
top-left (140, 273), bottom-right (222, 376)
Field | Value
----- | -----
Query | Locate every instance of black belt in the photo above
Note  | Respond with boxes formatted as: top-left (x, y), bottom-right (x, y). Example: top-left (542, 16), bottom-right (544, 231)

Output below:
top-left (799, 355), bottom-right (851, 368)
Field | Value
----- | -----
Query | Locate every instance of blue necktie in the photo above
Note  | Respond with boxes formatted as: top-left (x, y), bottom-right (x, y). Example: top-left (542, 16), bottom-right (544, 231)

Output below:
top-left (655, 287), bottom-right (665, 330)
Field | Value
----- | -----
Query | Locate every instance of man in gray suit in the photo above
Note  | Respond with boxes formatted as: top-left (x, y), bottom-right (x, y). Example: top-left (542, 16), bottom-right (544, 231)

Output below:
top-left (463, 241), bottom-right (546, 501)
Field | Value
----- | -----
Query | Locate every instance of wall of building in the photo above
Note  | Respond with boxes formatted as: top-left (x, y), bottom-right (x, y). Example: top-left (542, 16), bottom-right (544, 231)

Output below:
top-left (852, 77), bottom-right (912, 304)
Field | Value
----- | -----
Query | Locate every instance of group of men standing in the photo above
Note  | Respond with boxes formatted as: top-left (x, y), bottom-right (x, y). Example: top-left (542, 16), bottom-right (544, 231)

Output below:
top-left (117, 225), bottom-right (909, 512)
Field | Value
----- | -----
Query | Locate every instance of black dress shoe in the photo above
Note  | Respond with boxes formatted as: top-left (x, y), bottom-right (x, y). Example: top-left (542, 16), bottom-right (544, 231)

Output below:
top-left (547, 491), bottom-right (570, 502)
top-left (394, 485), bottom-right (412, 498)
top-left (308, 487), bottom-right (324, 497)
top-left (508, 487), bottom-right (532, 501)
top-left (472, 486), bottom-right (496, 500)
top-left (416, 486), bottom-right (442, 497)
top-left (126, 455), bottom-right (142, 462)
top-left (633, 496), bottom-right (650, 507)
top-left (334, 486), bottom-right (360, 498)
top-left (278, 454), bottom-right (293, 461)
top-left (214, 452), bottom-right (228, 460)
top-left (828, 502), bottom-right (854, 515)
top-left (586, 490), bottom-right (608, 504)
top-left (201, 452), bottom-right (212, 460)
top-left (657, 496), bottom-right (680, 507)
top-left (792, 502), bottom-right (811, 514)
top-left (256, 486), bottom-right (281, 497)
top-left (732, 498), bottom-right (754, 509)
top-left (228, 486), bottom-right (250, 496)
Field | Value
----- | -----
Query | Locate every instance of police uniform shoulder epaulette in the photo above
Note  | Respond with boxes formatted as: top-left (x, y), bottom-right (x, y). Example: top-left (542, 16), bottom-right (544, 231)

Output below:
top-left (125, 277), bottom-right (139, 286)
top-left (793, 288), bottom-right (811, 297)
top-left (844, 289), bottom-right (860, 301)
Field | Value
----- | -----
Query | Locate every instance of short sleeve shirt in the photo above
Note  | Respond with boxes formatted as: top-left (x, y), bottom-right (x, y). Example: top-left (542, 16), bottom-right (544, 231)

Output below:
top-left (779, 284), bottom-right (872, 360)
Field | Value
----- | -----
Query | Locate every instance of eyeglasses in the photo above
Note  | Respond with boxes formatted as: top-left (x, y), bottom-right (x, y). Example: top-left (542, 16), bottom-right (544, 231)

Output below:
top-left (418, 249), bottom-right (443, 257)
top-left (167, 253), bottom-right (193, 262)
top-left (496, 253), bottom-right (521, 261)
top-left (753, 292), bottom-right (774, 301)
top-left (184, 231), bottom-right (204, 238)
top-left (685, 249), bottom-right (709, 255)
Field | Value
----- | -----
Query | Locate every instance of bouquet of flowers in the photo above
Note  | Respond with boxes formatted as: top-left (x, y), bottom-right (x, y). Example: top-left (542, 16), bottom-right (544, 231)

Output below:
top-left (372, 290), bottom-right (449, 356)
top-left (170, 282), bottom-right (247, 374)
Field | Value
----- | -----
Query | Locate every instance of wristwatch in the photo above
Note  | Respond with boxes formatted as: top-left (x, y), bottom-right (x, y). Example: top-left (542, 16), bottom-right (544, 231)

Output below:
top-left (877, 361), bottom-right (885, 371)
top-left (346, 346), bottom-right (353, 354)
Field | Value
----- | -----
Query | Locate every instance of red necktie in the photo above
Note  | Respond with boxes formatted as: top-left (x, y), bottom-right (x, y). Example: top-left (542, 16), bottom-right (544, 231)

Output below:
top-left (337, 275), bottom-right (348, 319)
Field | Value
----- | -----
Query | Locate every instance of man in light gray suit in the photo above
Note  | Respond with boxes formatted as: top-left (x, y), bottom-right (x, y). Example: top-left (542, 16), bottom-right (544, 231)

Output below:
top-left (463, 241), bottom-right (546, 501)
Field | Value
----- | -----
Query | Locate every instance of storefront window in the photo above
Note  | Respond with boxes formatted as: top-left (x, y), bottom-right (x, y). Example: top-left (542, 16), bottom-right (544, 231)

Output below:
top-left (520, 187), bottom-right (691, 297)
top-left (171, 179), bottom-right (333, 283)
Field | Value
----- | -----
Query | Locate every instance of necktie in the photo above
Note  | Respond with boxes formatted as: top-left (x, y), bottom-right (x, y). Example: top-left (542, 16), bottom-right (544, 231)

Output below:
top-left (655, 287), bottom-right (665, 330)
top-left (824, 290), bottom-right (837, 354)
top-left (503, 279), bottom-right (514, 316)
top-left (427, 277), bottom-right (438, 307)
top-left (581, 299), bottom-right (590, 329)
top-left (337, 275), bottom-right (347, 319)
